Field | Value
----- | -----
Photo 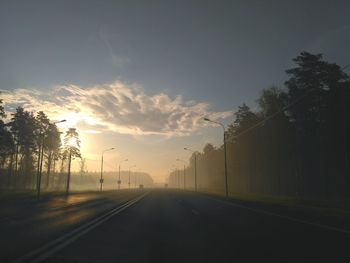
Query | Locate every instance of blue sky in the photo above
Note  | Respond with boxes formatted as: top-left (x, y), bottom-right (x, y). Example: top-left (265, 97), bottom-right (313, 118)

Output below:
top-left (1, 0), bottom-right (349, 182)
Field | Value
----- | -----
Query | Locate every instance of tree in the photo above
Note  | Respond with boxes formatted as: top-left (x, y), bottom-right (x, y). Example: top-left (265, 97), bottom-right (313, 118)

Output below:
top-left (63, 128), bottom-right (81, 194)
top-left (44, 123), bottom-right (61, 189)
top-left (227, 103), bottom-right (261, 140)
top-left (0, 95), bottom-right (5, 118)
top-left (203, 143), bottom-right (215, 155)
top-left (256, 87), bottom-right (297, 195)
top-left (0, 120), bottom-right (14, 168)
top-left (35, 111), bottom-right (51, 191)
top-left (8, 107), bottom-right (37, 188)
top-left (0, 96), bottom-right (15, 188)
top-left (257, 87), bottom-right (288, 118)
top-left (285, 51), bottom-right (350, 197)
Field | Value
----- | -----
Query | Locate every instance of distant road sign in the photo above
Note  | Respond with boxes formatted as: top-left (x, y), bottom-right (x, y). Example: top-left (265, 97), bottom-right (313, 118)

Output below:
top-left (117, 180), bottom-right (121, 184)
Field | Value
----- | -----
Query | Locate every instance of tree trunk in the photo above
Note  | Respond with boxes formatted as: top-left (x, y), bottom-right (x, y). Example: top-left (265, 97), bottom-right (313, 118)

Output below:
top-left (14, 144), bottom-right (19, 188)
top-left (46, 151), bottom-right (52, 189)
top-left (52, 159), bottom-right (56, 189)
top-left (7, 152), bottom-right (14, 189)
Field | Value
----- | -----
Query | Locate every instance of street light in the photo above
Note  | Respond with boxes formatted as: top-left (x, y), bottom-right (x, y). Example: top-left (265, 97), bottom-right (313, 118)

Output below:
top-left (37, 119), bottom-right (66, 199)
top-left (176, 158), bottom-right (186, 190)
top-left (172, 165), bottom-right (180, 189)
top-left (204, 117), bottom-right (229, 198)
top-left (184, 147), bottom-right (198, 192)
top-left (134, 171), bottom-right (137, 188)
top-left (128, 165), bottom-right (136, 189)
top-left (100, 147), bottom-right (115, 191)
top-left (170, 168), bottom-right (177, 189)
top-left (118, 159), bottom-right (128, 189)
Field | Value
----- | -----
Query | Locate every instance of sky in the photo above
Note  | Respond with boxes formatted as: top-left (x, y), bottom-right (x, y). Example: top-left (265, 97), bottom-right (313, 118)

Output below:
top-left (1, 0), bottom-right (350, 183)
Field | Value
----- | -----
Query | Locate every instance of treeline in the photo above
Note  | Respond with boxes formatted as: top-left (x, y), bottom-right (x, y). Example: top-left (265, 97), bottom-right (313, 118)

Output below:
top-left (0, 100), bottom-right (154, 191)
top-left (0, 105), bottom-right (81, 190)
top-left (170, 52), bottom-right (350, 199)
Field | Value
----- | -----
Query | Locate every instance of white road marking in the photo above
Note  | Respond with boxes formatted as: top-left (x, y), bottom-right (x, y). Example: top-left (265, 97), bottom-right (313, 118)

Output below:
top-left (11, 191), bottom-right (150, 263)
top-left (204, 195), bottom-right (350, 235)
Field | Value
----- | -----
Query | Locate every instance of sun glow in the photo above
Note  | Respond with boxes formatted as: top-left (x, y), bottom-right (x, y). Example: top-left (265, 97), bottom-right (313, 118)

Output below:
top-left (68, 137), bottom-right (77, 147)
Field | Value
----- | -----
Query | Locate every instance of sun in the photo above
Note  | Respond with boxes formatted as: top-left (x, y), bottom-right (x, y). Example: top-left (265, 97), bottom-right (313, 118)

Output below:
top-left (67, 137), bottom-right (77, 147)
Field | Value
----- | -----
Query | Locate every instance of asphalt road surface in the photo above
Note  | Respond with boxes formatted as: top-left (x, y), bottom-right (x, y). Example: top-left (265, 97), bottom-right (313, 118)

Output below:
top-left (2, 189), bottom-right (350, 263)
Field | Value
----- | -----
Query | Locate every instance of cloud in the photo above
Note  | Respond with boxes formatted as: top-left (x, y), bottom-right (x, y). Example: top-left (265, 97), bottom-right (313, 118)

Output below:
top-left (1, 81), bottom-right (232, 136)
top-left (99, 26), bottom-right (130, 67)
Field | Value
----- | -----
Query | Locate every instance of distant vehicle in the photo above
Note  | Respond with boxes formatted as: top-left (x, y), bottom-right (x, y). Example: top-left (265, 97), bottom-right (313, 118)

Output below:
top-left (164, 184), bottom-right (168, 188)
top-left (139, 184), bottom-right (144, 189)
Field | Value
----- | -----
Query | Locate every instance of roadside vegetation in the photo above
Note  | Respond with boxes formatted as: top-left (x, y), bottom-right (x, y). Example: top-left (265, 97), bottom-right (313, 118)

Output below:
top-left (170, 52), bottom-right (350, 202)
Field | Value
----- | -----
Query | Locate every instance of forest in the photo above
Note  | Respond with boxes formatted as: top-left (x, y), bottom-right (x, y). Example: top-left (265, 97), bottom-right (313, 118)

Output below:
top-left (169, 52), bottom-right (350, 199)
top-left (0, 103), bottom-right (153, 191)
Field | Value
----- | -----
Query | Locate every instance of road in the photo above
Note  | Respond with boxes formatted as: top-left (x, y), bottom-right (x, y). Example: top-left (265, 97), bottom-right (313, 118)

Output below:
top-left (1, 189), bottom-right (350, 262)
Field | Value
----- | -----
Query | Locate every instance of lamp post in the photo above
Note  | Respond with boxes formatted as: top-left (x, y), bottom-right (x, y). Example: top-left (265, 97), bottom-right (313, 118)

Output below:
top-left (118, 159), bottom-right (128, 189)
top-left (170, 168), bottom-right (176, 188)
top-left (100, 147), bottom-right (115, 191)
top-left (37, 119), bottom-right (66, 199)
top-left (129, 165), bottom-right (136, 189)
top-left (176, 159), bottom-right (186, 190)
top-left (172, 165), bottom-right (180, 189)
top-left (204, 117), bottom-right (229, 198)
top-left (184, 147), bottom-right (198, 192)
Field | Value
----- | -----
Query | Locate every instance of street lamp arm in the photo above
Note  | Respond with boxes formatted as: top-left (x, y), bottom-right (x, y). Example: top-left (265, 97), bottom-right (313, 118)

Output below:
top-left (119, 158), bottom-right (128, 166)
top-left (102, 147), bottom-right (115, 156)
top-left (53, 119), bottom-right (67, 124)
top-left (184, 147), bottom-right (195, 153)
top-left (204, 118), bottom-right (225, 132)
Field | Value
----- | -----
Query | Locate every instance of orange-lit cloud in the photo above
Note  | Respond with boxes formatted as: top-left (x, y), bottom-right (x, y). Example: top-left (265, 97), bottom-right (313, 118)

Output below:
top-left (1, 81), bottom-right (232, 136)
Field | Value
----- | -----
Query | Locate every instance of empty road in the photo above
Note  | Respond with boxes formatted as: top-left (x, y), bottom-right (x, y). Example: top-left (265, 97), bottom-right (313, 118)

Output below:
top-left (2, 189), bottom-right (350, 263)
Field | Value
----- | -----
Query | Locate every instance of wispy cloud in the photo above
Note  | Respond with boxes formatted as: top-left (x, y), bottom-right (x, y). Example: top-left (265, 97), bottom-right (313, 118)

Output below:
top-left (1, 81), bottom-right (232, 136)
top-left (99, 27), bottom-right (130, 67)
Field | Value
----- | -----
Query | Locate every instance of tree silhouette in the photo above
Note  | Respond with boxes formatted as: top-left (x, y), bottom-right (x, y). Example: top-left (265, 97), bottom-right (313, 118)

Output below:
top-left (63, 128), bottom-right (81, 194)
top-left (0, 96), bottom-right (15, 186)
top-left (179, 51), bottom-right (350, 199)
top-left (44, 123), bottom-right (61, 189)
top-left (285, 51), bottom-right (350, 197)
top-left (8, 107), bottom-right (37, 188)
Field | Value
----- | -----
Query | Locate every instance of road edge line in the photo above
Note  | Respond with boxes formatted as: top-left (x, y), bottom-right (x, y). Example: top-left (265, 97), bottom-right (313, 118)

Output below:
top-left (11, 191), bottom-right (149, 263)
top-left (202, 194), bottom-right (350, 235)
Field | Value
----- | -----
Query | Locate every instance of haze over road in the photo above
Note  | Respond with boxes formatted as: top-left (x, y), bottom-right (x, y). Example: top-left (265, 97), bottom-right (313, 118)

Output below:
top-left (1, 189), bottom-right (349, 263)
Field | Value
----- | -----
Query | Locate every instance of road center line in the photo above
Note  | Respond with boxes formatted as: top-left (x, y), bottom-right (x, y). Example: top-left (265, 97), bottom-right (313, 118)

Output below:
top-left (11, 191), bottom-right (150, 263)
